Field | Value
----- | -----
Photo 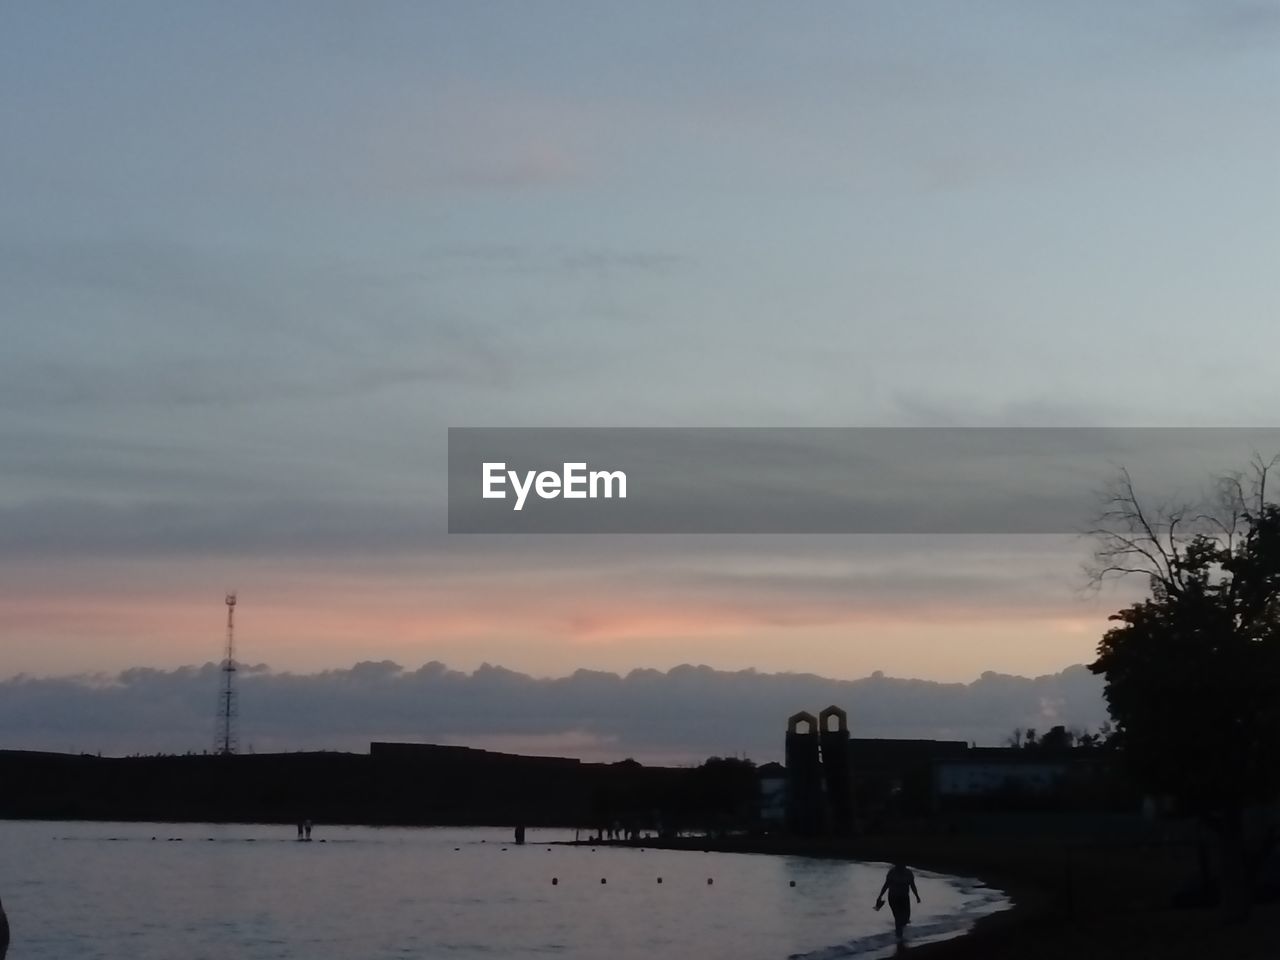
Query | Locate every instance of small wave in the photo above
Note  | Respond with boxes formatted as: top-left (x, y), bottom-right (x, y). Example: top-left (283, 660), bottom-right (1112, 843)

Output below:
top-left (788, 879), bottom-right (1010, 960)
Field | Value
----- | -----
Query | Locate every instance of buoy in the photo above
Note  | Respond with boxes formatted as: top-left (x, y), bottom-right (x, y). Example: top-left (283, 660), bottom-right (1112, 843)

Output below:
top-left (707, 878), bottom-right (713, 885)
top-left (657, 877), bottom-right (663, 884)
top-left (552, 878), bottom-right (559, 885)
top-left (601, 878), bottom-right (607, 884)
top-left (789, 880), bottom-right (796, 887)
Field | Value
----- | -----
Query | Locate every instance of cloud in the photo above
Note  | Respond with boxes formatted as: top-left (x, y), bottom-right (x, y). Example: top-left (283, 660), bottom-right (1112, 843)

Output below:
top-left (1195, 0), bottom-right (1280, 48)
top-left (0, 237), bottom-right (515, 411)
top-left (443, 141), bottom-right (583, 190)
top-left (0, 659), bottom-right (1108, 763)
top-left (0, 498), bottom-right (442, 557)
top-left (416, 245), bottom-right (689, 275)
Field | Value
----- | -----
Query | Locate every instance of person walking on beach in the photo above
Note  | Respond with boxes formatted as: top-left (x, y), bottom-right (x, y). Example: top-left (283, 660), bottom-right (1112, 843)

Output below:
top-left (875, 861), bottom-right (921, 941)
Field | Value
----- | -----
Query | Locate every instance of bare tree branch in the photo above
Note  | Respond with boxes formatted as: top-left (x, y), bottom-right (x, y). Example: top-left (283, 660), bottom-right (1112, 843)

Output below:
top-left (1087, 457), bottom-right (1280, 597)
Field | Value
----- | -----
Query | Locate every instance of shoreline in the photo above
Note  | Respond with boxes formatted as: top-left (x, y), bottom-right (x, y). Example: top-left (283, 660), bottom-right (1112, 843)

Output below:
top-left (570, 835), bottom-right (1035, 957)
top-left (601, 832), bottom-right (1279, 959)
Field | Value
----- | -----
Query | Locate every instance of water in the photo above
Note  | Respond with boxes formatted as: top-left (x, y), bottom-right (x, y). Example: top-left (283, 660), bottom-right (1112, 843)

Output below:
top-left (0, 821), bottom-right (1008, 959)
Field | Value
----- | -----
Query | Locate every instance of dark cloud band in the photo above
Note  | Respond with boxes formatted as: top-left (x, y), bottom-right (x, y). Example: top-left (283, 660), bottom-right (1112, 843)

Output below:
top-left (0, 660), bottom-right (1106, 762)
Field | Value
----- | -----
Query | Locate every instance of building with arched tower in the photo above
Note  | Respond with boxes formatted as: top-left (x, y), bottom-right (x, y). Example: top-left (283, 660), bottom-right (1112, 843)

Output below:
top-left (819, 705), bottom-right (854, 833)
top-left (784, 711), bottom-right (824, 835)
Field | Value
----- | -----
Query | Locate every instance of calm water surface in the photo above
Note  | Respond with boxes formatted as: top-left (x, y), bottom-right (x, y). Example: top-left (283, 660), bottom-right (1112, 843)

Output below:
top-left (0, 821), bottom-right (1007, 959)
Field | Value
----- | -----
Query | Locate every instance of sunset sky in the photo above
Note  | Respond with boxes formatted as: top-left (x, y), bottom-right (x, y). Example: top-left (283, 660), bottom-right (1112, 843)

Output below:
top-left (3, 2), bottom-right (1279, 740)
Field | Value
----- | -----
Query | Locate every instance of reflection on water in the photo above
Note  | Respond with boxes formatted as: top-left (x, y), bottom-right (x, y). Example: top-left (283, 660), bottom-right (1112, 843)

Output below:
top-left (0, 821), bottom-right (1007, 959)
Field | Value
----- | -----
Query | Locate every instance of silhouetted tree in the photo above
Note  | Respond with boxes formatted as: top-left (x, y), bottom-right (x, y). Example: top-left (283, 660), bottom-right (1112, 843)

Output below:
top-left (1037, 725), bottom-right (1075, 752)
top-left (1088, 456), bottom-right (1280, 919)
top-left (677, 757), bottom-right (757, 833)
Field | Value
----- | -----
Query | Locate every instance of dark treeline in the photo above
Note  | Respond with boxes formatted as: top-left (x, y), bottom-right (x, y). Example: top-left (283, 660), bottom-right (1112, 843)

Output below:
top-left (0, 746), bottom-right (758, 833)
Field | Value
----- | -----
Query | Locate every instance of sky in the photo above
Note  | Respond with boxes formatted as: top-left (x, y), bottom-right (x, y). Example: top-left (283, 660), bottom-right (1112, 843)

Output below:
top-left (2, 3), bottom-right (1278, 754)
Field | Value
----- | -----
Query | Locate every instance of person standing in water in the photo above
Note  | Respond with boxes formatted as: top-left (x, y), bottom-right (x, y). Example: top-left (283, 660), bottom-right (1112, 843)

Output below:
top-left (875, 861), bottom-right (921, 941)
top-left (1, 894), bottom-right (10, 959)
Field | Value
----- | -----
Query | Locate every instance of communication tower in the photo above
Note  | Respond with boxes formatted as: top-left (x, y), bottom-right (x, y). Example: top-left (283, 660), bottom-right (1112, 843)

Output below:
top-left (214, 592), bottom-right (238, 755)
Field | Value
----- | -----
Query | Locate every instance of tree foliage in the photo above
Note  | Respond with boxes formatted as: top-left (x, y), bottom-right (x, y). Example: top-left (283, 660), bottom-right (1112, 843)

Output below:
top-left (1006, 723), bottom-right (1115, 752)
top-left (1088, 457), bottom-right (1280, 818)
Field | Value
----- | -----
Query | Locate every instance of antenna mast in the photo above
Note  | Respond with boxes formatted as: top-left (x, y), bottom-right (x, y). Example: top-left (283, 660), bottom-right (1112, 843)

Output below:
top-left (215, 591), bottom-right (238, 755)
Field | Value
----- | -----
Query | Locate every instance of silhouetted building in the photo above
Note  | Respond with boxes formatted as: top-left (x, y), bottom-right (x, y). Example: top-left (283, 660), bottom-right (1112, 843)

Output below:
top-left (757, 761), bottom-right (787, 825)
top-left (784, 711), bottom-right (824, 835)
top-left (779, 710), bottom-right (1133, 833)
top-left (847, 737), bottom-right (969, 818)
top-left (819, 705), bottom-right (854, 834)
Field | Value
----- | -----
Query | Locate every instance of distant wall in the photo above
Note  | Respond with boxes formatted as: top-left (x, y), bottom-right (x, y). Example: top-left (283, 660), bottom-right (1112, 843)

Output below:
top-left (936, 761), bottom-right (1069, 797)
